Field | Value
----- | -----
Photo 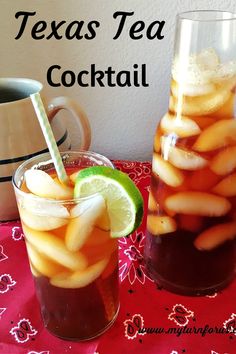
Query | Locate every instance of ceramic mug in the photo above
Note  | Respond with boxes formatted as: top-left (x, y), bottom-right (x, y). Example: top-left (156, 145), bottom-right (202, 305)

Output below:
top-left (0, 77), bottom-right (91, 221)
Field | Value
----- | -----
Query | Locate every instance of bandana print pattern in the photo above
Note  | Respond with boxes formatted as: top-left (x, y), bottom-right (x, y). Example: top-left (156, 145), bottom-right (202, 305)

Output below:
top-left (124, 314), bottom-right (145, 340)
top-left (119, 231), bottom-right (153, 284)
top-left (10, 318), bottom-right (37, 343)
top-left (223, 313), bottom-right (236, 335)
top-left (12, 226), bottom-right (24, 241)
top-left (0, 245), bottom-right (7, 261)
top-left (0, 274), bottom-right (16, 294)
top-left (168, 304), bottom-right (194, 327)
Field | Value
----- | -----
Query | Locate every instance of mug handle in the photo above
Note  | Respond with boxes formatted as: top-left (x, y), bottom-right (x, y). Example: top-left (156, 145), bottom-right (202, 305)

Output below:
top-left (46, 96), bottom-right (91, 150)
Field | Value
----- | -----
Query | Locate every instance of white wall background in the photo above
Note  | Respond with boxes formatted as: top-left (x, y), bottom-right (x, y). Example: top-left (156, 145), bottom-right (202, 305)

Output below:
top-left (1, 0), bottom-right (236, 161)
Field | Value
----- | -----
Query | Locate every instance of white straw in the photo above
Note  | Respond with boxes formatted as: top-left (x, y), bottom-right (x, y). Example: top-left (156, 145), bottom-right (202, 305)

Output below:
top-left (30, 93), bottom-right (69, 184)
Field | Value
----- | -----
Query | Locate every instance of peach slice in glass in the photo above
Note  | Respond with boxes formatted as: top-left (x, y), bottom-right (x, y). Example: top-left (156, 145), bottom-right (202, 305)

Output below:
top-left (26, 242), bottom-right (66, 278)
top-left (25, 169), bottom-right (73, 199)
top-left (23, 225), bottom-right (87, 271)
top-left (65, 194), bottom-right (107, 252)
top-left (50, 258), bottom-right (109, 288)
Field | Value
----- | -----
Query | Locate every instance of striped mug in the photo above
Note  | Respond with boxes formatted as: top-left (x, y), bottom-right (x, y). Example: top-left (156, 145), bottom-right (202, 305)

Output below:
top-left (0, 78), bottom-right (91, 221)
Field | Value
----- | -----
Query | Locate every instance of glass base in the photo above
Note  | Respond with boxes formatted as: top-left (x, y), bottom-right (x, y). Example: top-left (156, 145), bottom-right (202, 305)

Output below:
top-left (146, 265), bottom-right (235, 296)
top-left (44, 303), bottom-right (120, 341)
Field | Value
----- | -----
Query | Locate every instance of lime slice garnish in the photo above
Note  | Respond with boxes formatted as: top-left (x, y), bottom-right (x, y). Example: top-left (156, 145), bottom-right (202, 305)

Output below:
top-left (74, 166), bottom-right (144, 238)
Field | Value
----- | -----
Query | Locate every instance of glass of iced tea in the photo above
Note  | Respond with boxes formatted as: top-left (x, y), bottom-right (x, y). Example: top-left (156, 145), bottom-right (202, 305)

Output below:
top-left (13, 151), bottom-right (119, 340)
top-left (144, 11), bottom-right (236, 295)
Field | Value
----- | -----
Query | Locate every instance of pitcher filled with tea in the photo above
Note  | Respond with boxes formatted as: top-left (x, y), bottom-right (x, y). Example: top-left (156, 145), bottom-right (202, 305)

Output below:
top-left (144, 11), bottom-right (236, 295)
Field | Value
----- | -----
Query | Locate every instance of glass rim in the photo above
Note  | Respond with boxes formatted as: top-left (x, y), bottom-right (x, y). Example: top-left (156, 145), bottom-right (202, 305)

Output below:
top-left (12, 150), bottom-right (114, 204)
top-left (177, 10), bottom-right (236, 23)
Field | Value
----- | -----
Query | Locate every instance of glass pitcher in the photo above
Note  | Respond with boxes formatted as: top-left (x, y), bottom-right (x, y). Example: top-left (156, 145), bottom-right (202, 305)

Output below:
top-left (144, 11), bottom-right (236, 295)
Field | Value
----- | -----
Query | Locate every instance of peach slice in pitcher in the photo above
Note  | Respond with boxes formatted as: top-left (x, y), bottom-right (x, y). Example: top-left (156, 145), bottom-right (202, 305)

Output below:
top-left (193, 119), bottom-right (236, 152)
top-left (25, 169), bottom-right (73, 199)
top-left (23, 225), bottom-right (88, 271)
top-left (152, 153), bottom-right (184, 187)
top-left (161, 137), bottom-right (208, 170)
top-left (50, 258), bottom-right (109, 288)
top-left (212, 173), bottom-right (236, 197)
top-left (194, 221), bottom-right (236, 250)
top-left (165, 191), bottom-right (231, 217)
top-left (147, 215), bottom-right (177, 235)
top-left (210, 146), bottom-right (236, 176)
top-left (65, 194), bottom-right (107, 252)
top-left (169, 85), bottom-right (231, 116)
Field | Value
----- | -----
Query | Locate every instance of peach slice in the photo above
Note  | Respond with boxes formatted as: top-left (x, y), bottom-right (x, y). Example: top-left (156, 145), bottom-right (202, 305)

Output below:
top-left (66, 195), bottom-right (106, 251)
top-left (169, 86), bottom-right (231, 116)
top-left (148, 191), bottom-right (159, 212)
top-left (210, 146), bottom-right (236, 176)
top-left (26, 242), bottom-right (66, 278)
top-left (194, 221), bottom-right (236, 250)
top-left (193, 119), bottom-right (236, 152)
top-left (147, 214), bottom-right (177, 235)
top-left (152, 153), bottom-right (184, 187)
top-left (160, 112), bottom-right (201, 138)
top-left (165, 192), bottom-right (231, 216)
top-left (19, 207), bottom-right (69, 231)
top-left (212, 173), bottom-right (236, 197)
top-left (25, 169), bottom-right (73, 199)
top-left (50, 258), bottom-right (109, 288)
top-left (161, 138), bottom-right (208, 170)
top-left (209, 92), bottom-right (235, 120)
top-left (23, 225), bottom-right (87, 271)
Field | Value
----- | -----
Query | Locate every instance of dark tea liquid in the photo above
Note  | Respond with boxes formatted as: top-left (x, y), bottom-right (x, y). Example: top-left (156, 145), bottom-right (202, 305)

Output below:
top-left (34, 263), bottom-right (119, 340)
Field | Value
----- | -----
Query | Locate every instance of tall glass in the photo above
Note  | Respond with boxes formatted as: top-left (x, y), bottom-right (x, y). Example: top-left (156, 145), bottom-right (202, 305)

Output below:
top-left (13, 151), bottom-right (119, 340)
top-left (144, 11), bottom-right (236, 295)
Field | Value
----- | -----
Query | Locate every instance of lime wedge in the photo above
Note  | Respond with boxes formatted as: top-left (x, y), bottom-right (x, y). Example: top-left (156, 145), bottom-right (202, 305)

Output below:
top-left (74, 166), bottom-right (144, 238)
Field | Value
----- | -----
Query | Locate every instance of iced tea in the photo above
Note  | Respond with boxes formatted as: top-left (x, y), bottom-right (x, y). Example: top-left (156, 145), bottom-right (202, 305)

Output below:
top-left (13, 152), bottom-right (119, 340)
top-left (145, 47), bottom-right (236, 295)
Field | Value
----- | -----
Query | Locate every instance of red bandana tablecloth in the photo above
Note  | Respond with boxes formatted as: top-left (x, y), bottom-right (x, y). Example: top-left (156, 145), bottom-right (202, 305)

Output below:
top-left (0, 160), bottom-right (235, 354)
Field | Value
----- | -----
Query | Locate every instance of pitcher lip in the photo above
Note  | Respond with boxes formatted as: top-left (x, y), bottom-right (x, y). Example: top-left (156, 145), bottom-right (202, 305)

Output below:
top-left (177, 10), bottom-right (236, 22)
